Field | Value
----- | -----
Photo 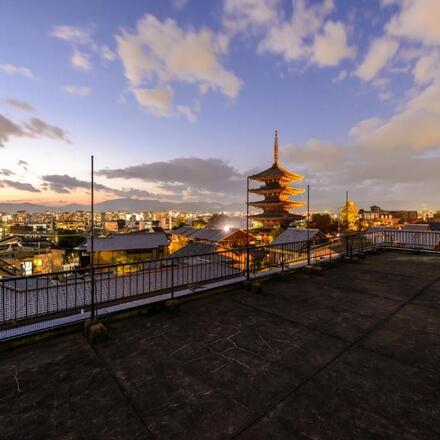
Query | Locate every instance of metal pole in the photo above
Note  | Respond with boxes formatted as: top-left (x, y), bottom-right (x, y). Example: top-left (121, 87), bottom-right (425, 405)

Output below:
top-left (307, 184), bottom-right (311, 265)
top-left (345, 190), bottom-right (349, 257)
top-left (171, 259), bottom-right (174, 299)
top-left (246, 176), bottom-right (250, 280)
top-left (91, 155), bottom-right (95, 319)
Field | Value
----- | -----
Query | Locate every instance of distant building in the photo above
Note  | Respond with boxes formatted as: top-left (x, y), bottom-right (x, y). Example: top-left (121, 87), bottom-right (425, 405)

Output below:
top-left (248, 130), bottom-right (304, 242)
top-left (387, 210), bottom-right (418, 223)
top-left (55, 220), bottom-right (87, 231)
top-left (359, 206), bottom-right (418, 228)
top-left (81, 231), bottom-right (169, 266)
top-left (159, 212), bottom-right (173, 230)
top-left (170, 226), bottom-right (255, 253)
top-left (103, 221), bottom-right (119, 233)
top-left (359, 206), bottom-right (397, 228)
top-left (169, 226), bottom-right (198, 253)
top-left (0, 235), bottom-right (64, 277)
top-left (271, 228), bottom-right (329, 250)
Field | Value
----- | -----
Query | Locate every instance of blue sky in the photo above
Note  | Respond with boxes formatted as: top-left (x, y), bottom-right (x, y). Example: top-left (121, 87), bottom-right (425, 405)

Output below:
top-left (1, 0), bottom-right (439, 211)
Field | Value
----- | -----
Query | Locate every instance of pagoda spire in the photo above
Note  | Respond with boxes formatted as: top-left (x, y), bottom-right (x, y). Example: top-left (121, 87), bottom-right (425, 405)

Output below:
top-left (274, 129), bottom-right (279, 165)
top-left (248, 130), bottom-right (304, 239)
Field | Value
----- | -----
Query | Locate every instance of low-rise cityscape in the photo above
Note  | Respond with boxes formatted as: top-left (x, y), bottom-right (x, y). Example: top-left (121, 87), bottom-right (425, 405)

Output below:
top-left (1, 134), bottom-right (439, 277)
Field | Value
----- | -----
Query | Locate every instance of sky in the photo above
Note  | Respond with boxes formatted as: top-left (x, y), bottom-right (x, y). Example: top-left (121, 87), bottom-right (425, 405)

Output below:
top-left (0, 0), bottom-right (439, 212)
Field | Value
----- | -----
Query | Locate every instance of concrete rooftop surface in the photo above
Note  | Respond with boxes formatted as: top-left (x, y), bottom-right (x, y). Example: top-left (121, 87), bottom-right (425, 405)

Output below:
top-left (1, 250), bottom-right (440, 439)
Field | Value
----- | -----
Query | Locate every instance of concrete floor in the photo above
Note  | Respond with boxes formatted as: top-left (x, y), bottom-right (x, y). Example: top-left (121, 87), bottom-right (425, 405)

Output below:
top-left (1, 250), bottom-right (439, 439)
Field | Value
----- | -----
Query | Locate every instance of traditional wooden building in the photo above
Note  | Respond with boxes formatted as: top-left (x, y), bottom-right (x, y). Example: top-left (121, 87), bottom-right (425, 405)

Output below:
top-left (170, 226), bottom-right (255, 253)
top-left (248, 130), bottom-right (304, 241)
top-left (79, 231), bottom-right (169, 267)
top-left (0, 235), bottom-right (64, 277)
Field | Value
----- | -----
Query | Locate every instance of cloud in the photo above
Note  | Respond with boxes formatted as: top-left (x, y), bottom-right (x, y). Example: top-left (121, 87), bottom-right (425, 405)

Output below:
top-left (177, 104), bottom-right (197, 122)
top-left (282, 139), bottom-right (345, 171)
top-left (0, 169), bottom-right (15, 176)
top-left (355, 36), bottom-right (399, 81)
top-left (41, 174), bottom-right (158, 199)
top-left (0, 114), bottom-right (25, 146)
top-left (132, 87), bottom-right (173, 116)
top-left (349, 117), bottom-right (383, 139)
top-left (3, 98), bottom-right (34, 112)
top-left (256, 0), bottom-right (354, 67)
top-left (311, 21), bottom-right (355, 67)
top-left (333, 69), bottom-right (348, 83)
top-left (412, 51), bottom-right (440, 85)
top-left (0, 179), bottom-right (40, 193)
top-left (50, 24), bottom-right (116, 72)
top-left (386, 0), bottom-right (440, 46)
top-left (173, 0), bottom-right (189, 10)
top-left (100, 45), bottom-right (117, 61)
top-left (0, 64), bottom-right (33, 79)
top-left (223, 0), bottom-right (279, 33)
top-left (24, 118), bottom-right (69, 142)
top-left (50, 25), bottom-right (93, 44)
top-left (71, 49), bottom-right (92, 71)
top-left (64, 85), bottom-right (91, 96)
top-left (351, 78), bottom-right (440, 151)
top-left (0, 114), bottom-right (69, 146)
top-left (41, 174), bottom-right (107, 194)
top-left (116, 14), bottom-right (242, 117)
top-left (97, 157), bottom-right (245, 194)
top-left (281, 71), bottom-right (440, 208)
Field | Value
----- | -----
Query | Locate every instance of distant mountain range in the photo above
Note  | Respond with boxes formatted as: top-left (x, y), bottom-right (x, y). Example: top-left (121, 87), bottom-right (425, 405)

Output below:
top-left (0, 198), bottom-right (245, 213)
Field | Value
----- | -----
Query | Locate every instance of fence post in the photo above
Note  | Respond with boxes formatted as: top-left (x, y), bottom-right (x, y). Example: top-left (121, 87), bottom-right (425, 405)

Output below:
top-left (1, 281), bottom-right (4, 326)
top-left (246, 247), bottom-right (250, 280)
top-left (281, 245), bottom-right (285, 272)
top-left (307, 241), bottom-right (311, 265)
top-left (171, 258), bottom-right (174, 299)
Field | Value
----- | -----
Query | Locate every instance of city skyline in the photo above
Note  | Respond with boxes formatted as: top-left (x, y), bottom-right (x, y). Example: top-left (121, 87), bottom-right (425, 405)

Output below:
top-left (1, 0), bottom-right (440, 211)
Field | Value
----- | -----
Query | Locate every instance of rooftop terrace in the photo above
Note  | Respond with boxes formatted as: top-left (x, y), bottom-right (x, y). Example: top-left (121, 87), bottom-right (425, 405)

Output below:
top-left (1, 250), bottom-right (440, 439)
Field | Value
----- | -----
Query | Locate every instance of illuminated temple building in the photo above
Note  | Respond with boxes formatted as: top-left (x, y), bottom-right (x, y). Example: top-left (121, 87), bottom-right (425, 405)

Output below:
top-left (248, 130), bottom-right (304, 239)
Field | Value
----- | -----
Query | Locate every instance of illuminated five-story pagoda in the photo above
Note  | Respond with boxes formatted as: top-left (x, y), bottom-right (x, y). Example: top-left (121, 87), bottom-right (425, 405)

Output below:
top-left (248, 130), bottom-right (304, 238)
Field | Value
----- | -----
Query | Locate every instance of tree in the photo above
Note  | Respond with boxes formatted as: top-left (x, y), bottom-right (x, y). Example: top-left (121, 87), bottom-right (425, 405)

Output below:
top-left (172, 216), bottom-right (187, 229)
top-left (339, 200), bottom-right (360, 231)
top-left (309, 213), bottom-right (337, 234)
top-left (192, 219), bottom-right (207, 229)
top-left (56, 230), bottom-right (86, 250)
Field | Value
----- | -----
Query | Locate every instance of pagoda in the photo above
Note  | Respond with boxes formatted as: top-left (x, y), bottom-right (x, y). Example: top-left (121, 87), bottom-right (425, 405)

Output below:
top-left (248, 130), bottom-right (304, 236)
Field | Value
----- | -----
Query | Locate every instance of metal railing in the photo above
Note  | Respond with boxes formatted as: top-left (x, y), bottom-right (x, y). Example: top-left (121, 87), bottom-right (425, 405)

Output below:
top-left (1, 230), bottom-right (439, 340)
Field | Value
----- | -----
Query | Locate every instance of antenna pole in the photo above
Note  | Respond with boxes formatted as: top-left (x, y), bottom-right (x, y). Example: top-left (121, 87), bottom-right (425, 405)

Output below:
top-left (246, 176), bottom-right (250, 280)
top-left (345, 190), bottom-right (349, 257)
top-left (307, 184), bottom-right (310, 265)
top-left (90, 155), bottom-right (95, 319)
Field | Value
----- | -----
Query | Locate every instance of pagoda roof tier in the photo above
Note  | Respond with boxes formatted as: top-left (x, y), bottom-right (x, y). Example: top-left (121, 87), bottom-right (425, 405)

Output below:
top-left (249, 212), bottom-right (304, 220)
top-left (249, 164), bottom-right (303, 182)
top-left (248, 200), bottom-right (305, 209)
top-left (249, 186), bottom-right (304, 196)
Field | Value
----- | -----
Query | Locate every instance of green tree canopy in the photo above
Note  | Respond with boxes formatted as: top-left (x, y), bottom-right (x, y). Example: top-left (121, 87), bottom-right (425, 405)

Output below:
top-left (309, 213), bottom-right (337, 234)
